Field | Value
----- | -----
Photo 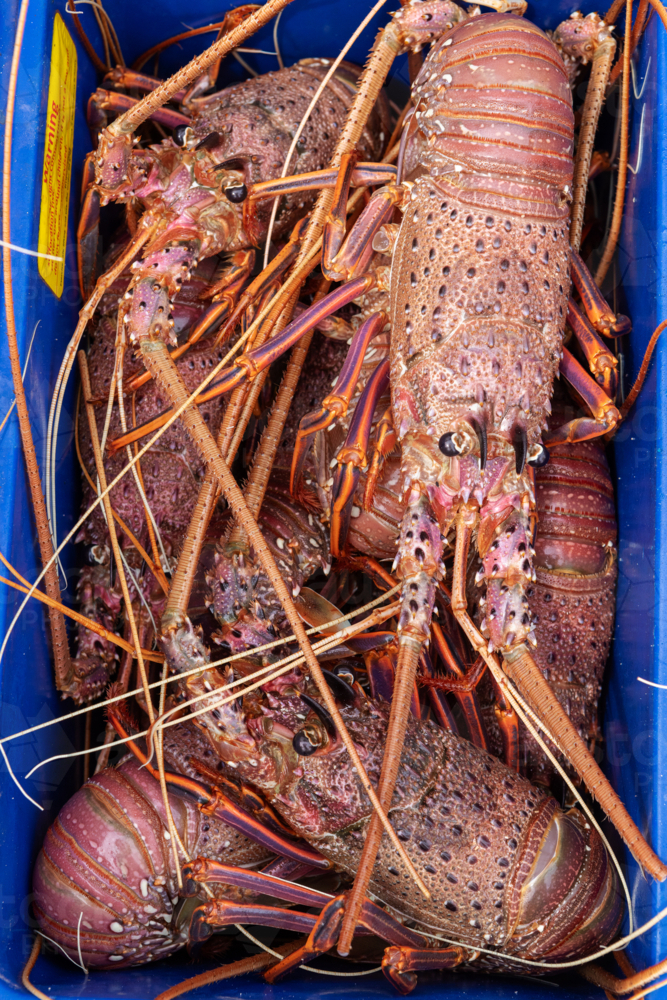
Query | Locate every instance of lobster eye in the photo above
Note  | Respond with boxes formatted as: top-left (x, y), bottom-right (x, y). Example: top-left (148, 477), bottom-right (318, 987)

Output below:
top-left (173, 124), bottom-right (189, 146)
top-left (439, 432), bottom-right (460, 456)
top-left (527, 444), bottom-right (549, 468)
top-left (293, 727), bottom-right (321, 756)
top-left (224, 184), bottom-right (248, 203)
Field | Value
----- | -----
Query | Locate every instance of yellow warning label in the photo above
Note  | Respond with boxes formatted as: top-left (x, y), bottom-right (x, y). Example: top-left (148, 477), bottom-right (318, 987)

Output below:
top-left (38, 12), bottom-right (77, 298)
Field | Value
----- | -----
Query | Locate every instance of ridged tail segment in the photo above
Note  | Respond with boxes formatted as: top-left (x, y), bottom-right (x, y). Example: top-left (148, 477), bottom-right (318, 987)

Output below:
top-left (412, 13), bottom-right (574, 189)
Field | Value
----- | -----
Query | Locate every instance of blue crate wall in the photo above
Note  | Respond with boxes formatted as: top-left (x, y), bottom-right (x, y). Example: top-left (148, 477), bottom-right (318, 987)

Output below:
top-left (0, 1), bottom-right (661, 998)
top-left (608, 7), bottom-right (667, 988)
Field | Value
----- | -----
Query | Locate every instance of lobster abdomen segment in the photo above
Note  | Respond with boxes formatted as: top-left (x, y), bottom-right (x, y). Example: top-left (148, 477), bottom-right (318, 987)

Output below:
top-left (414, 14), bottom-right (574, 186)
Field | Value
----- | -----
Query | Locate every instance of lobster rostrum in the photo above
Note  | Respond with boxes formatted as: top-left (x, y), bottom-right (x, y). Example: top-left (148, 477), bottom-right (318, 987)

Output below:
top-left (180, 673), bottom-right (623, 994)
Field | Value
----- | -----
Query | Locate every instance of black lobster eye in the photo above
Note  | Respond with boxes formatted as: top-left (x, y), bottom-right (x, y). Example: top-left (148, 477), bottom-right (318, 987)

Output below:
top-left (528, 444), bottom-right (550, 468)
top-left (224, 183), bottom-right (248, 203)
top-left (439, 432), bottom-right (459, 456)
top-left (293, 729), bottom-right (318, 756)
top-left (173, 124), bottom-right (189, 146)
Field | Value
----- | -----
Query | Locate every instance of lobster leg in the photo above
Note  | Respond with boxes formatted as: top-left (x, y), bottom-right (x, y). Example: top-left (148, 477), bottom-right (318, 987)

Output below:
top-left (382, 945), bottom-right (469, 995)
top-left (291, 310), bottom-right (387, 492)
top-left (580, 953), bottom-right (667, 996)
top-left (190, 901), bottom-right (318, 943)
top-left (247, 162), bottom-right (397, 202)
top-left (487, 669), bottom-right (521, 772)
top-left (546, 348), bottom-right (620, 444)
top-left (428, 622), bottom-right (488, 749)
top-left (77, 151), bottom-right (100, 298)
top-left (323, 181), bottom-right (405, 282)
top-left (365, 639), bottom-right (423, 720)
top-left (330, 357), bottom-right (390, 556)
top-left (265, 894), bottom-right (428, 984)
top-left (567, 300), bottom-right (618, 397)
top-left (208, 215), bottom-right (309, 349)
top-left (570, 248), bottom-right (632, 338)
top-left (184, 858), bottom-right (333, 904)
top-left (363, 405), bottom-right (396, 510)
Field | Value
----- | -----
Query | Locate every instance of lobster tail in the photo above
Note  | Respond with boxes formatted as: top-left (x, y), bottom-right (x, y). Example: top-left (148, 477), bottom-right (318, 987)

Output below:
top-left (415, 13), bottom-right (574, 188)
top-left (508, 804), bottom-right (622, 961)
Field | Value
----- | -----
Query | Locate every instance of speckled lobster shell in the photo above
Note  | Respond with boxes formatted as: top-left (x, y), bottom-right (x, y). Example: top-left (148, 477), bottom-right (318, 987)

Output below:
top-left (32, 737), bottom-right (271, 969)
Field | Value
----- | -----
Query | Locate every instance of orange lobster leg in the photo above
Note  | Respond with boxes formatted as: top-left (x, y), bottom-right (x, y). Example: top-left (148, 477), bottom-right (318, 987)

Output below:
top-left (330, 358), bottom-right (390, 556)
top-left (546, 348), bottom-right (620, 445)
top-left (365, 640), bottom-right (423, 721)
top-left (324, 180), bottom-right (404, 282)
top-left (209, 215), bottom-right (309, 348)
top-left (291, 310), bottom-right (387, 492)
top-left (488, 670), bottom-right (520, 772)
top-left (185, 858), bottom-right (334, 906)
top-left (567, 299), bottom-right (618, 397)
top-left (77, 152), bottom-right (100, 298)
top-left (570, 248), bottom-right (631, 337)
top-left (428, 621), bottom-right (488, 750)
top-left (363, 405), bottom-right (397, 510)
top-left (247, 162), bottom-right (397, 201)
top-left (265, 895), bottom-right (429, 984)
top-left (191, 902), bottom-right (318, 943)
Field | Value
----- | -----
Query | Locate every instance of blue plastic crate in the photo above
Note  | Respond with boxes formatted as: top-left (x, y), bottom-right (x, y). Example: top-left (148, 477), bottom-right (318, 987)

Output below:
top-left (0, 1), bottom-right (663, 997)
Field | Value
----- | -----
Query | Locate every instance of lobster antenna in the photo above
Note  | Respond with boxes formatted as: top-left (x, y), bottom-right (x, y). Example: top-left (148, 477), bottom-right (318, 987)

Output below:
top-left (9, 239), bottom-right (317, 678)
top-left (106, 0), bottom-right (295, 139)
top-left (132, 18), bottom-right (231, 73)
top-left (594, 0), bottom-right (632, 283)
top-left (21, 937), bottom-right (49, 1000)
top-left (0, 319), bottom-right (38, 434)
